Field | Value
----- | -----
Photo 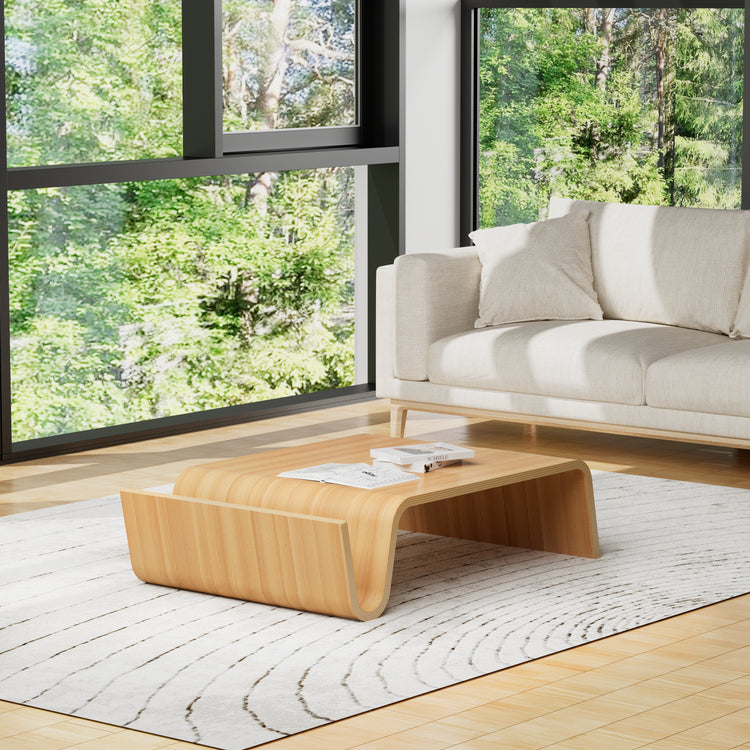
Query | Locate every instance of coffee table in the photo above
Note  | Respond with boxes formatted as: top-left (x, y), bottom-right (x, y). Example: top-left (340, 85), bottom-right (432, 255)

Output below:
top-left (120, 434), bottom-right (599, 621)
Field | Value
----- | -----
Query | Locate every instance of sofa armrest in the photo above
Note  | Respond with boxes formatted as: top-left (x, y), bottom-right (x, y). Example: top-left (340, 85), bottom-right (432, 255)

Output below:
top-left (383, 248), bottom-right (481, 383)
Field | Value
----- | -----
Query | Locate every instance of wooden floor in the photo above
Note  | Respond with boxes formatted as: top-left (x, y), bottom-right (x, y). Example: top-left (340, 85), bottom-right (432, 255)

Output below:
top-left (1, 399), bottom-right (749, 750)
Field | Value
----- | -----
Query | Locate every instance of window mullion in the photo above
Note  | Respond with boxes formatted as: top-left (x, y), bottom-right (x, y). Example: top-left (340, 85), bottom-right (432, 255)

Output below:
top-left (182, 0), bottom-right (223, 158)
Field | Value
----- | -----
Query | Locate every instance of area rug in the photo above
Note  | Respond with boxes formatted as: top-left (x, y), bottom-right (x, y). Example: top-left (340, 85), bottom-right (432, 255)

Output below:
top-left (1, 471), bottom-right (748, 749)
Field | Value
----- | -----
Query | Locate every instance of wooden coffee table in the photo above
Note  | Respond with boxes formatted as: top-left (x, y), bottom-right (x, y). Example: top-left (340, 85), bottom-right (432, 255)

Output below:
top-left (121, 434), bottom-right (599, 621)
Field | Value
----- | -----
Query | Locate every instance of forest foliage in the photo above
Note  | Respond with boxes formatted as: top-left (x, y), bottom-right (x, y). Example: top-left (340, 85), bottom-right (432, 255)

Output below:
top-left (479, 7), bottom-right (744, 228)
top-left (4, 0), bottom-right (356, 440)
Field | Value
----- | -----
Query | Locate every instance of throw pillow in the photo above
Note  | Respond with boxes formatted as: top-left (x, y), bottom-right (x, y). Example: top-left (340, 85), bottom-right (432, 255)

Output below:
top-left (469, 212), bottom-right (603, 329)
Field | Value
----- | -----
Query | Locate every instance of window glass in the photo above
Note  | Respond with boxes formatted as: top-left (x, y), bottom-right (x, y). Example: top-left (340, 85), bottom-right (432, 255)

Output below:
top-left (4, 0), bottom-right (182, 166)
top-left (223, 0), bottom-right (356, 132)
top-left (478, 7), bottom-right (743, 228)
top-left (9, 168), bottom-right (355, 441)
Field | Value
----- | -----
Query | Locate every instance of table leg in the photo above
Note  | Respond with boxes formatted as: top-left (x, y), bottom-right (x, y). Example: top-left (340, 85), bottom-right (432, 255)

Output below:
top-left (120, 490), bottom-right (385, 620)
top-left (398, 468), bottom-right (599, 558)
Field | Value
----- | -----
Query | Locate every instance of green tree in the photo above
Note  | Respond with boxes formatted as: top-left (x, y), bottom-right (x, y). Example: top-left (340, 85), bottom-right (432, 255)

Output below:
top-left (222, 0), bottom-right (355, 133)
top-left (6, 1), bottom-right (357, 441)
top-left (673, 8), bottom-right (743, 207)
top-left (5, 0), bottom-right (182, 166)
top-left (477, 7), bottom-right (743, 226)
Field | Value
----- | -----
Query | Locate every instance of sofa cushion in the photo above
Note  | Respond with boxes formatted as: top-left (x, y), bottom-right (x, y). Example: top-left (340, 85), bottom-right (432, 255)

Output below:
top-left (646, 340), bottom-right (750, 417)
top-left (427, 319), bottom-right (724, 406)
top-left (548, 197), bottom-right (750, 335)
top-left (469, 212), bottom-right (603, 328)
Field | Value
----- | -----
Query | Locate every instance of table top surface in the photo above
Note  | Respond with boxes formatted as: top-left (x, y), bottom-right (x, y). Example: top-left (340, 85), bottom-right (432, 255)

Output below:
top-left (174, 433), bottom-right (590, 505)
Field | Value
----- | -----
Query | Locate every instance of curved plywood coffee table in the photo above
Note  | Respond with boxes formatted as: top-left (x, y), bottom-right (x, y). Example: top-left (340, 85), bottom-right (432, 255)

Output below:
top-left (121, 434), bottom-right (599, 621)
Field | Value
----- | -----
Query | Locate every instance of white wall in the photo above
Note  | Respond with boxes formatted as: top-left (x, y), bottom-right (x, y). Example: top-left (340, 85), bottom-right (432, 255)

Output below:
top-left (403, 0), bottom-right (462, 253)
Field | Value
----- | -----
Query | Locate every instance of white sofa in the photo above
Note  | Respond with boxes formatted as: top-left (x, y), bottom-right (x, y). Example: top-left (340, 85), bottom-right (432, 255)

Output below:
top-left (376, 197), bottom-right (750, 449)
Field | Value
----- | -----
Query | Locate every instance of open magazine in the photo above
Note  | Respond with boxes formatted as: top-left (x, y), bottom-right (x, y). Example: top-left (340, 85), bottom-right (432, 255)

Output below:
top-left (277, 463), bottom-right (418, 490)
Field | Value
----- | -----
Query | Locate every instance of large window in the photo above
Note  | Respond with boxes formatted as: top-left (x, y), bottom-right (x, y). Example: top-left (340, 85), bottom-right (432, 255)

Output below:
top-left (1, 0), bottom-right (401, 460)
top-left (462, 3), bottom-right (745, 234)
top-left (9, 169), bottom-right (354, 442)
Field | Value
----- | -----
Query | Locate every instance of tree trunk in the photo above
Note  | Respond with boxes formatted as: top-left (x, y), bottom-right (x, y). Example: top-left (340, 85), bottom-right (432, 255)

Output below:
top-left (584, 8), bottom-right (597, 35)
top-left (655, 8), bottom-right (675, 201)
top-left (261, 0), bottom-right (292, 130)
top-left (249, 0), bottom-right (292, 213)
top-left (656, 9), bottom-right (666, 165)
top-left (595, 8), bottom-right (615, 90)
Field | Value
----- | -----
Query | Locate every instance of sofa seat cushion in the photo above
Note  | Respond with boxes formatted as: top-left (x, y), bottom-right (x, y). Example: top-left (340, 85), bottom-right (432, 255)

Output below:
top-left (548, 197), bottom-right (750, 336)
top-left (646, 340), bottom-right (750, 417)
top-left (427, 320), bottom-right (724, 406)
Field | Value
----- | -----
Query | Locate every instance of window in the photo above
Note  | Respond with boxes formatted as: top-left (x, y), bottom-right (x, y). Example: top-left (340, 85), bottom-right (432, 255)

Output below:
top-left (461, 3), bottom-right (745, 235)
top-left (222, 0), bottom-right (356, 133)
top-left (5, 0), bottom-right (182, 166)
top-left (9, 169), bottom-right (354, 442)
top-left (1, 0), bottom-right (401, 460)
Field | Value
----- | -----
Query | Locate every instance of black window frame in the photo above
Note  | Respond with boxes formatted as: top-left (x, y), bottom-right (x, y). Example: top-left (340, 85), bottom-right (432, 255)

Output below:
top-left (460, 0), bottom-right (750, 243)
top-left (0, 0), bottom-right (404, 462)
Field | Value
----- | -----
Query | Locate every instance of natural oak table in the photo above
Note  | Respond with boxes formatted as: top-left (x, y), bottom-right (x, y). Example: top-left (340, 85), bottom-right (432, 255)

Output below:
top-left (120, 434), bottom-right (600, 621)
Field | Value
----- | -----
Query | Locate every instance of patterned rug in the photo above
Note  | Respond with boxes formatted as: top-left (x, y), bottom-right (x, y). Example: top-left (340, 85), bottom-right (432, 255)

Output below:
top-left (1, 471), bottom-right (748, 749)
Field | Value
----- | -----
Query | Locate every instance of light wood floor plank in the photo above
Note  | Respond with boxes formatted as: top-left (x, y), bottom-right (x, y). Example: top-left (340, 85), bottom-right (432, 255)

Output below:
top-left (0, 400), bottom-right (748, 750)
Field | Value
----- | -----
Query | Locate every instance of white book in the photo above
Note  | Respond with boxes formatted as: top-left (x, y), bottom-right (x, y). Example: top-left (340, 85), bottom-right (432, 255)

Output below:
top-left (373, 458), bottom-right (462, 473)
top-left (277, 463), bottom-right (418, 490)
top-left (369, 442), bottom-right (474, 465)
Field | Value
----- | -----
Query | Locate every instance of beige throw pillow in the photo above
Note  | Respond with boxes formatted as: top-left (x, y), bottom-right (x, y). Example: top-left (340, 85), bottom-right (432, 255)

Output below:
top-left (469, 212), bottom-right (603, 328)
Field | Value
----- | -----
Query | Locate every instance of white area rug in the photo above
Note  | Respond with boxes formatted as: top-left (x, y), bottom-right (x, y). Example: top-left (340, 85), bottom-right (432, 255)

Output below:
top-left (1, 471), bottom-right (748, 749)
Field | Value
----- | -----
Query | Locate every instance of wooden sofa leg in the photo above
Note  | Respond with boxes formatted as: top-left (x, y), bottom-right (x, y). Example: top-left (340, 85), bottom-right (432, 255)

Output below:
top-left (390, 405), bottom-right (407, 437)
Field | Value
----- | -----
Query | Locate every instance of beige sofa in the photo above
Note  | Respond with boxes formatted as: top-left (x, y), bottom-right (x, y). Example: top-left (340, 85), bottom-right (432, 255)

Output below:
top-left (376, 197), bottom-right (750, 449)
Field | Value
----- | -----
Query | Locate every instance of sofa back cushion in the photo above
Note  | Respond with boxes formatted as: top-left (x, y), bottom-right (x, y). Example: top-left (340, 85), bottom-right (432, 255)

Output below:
top-left (548, 197), bottom-right (750, 335)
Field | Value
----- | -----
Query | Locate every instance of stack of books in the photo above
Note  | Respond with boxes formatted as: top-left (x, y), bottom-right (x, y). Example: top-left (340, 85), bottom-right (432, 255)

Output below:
top-left (370, 442), bottom-right (474, 473)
